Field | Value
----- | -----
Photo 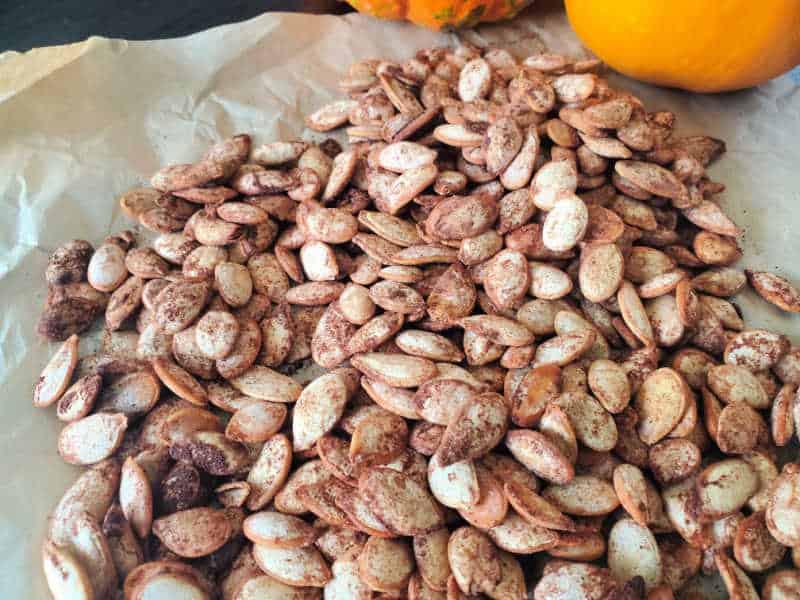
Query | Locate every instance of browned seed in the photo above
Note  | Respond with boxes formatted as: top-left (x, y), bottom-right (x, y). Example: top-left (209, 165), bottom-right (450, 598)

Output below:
top-left (478, 249), bottom-right (528, 311)
top-left (306, 99), bottom-right (358, 131)
top-left (356, 537), bottom-right (414, 593)
top-left (746, 270), bottom-right (800, 313)
top-left (292, 372), bottom-right (349, 451)
top-left (534, 561), bottom-right (620, 600)
top-left (214, 261), bottom-right (253, 307)
top-left (614, 160), bottom-right (688, 201)
top-left (691, 266), bottom-right (746, 297)
top-left (58, 412), bottom-right (128, 465)
top-left (617, 280), bottom-right (654, 346)
top-left (556, 390), bottom-right (618, 452)
top-left (152, 357), bottom-right (208, 406)
top-left (542, 194), bottom-right (588, 252)
top-left (119, 456), bottom-right (153, 539)
top-left (765, 465), bottom-right (800, 546)
top-left (583, 98), bottom-right (633, 129)
top-left (190, 310), bottom-right (239, 361)
top-left (358, 210), bottom-right (422, 247)
top-left (487, 510), bottom-right (559, 556)
top-left (225, 401), bottom-right (287, 444)
top-left (607, 519), bottom-right (663, 591)
top-left (505, 429), bottom-right (574, 485)
top-left (457, 463), bottom-right (508, 530)
top-left (359, 467), bottom-right (444, 535)
top-left (459, 315), bottom-right (534, 348)
top-left (648, 438), bottom-right (701, 485)
top-left (170, 325), bottom-right (214, 379)
top-left (349, 413), bottom-right (408, 466)
top-left (369, 280), bottom-right (425, 314)
top-left (392, 243), bottom-right (459, 266)
top-left (634, 368), bottom-right (690, 445)
top-left (153, 280), bottom-right (210, 334)
top-left (587, 359), bottom-right (631, 414)
top-left (683, 200), bottom-right (741, 236)
top-left (247, 434), bottom-right (292, 511)
top-left (153, 508), bottom-right (231, 558)
top-left (579, 243), bottom-right (624, 303)
top-left (34, 334), bottom-right (79, 408)
top-left (351, 352), bottom-right (437, 388)
top-left (243, 510), bottom-right (318, 549)
top-left (724, 328), bottom-right (790, 372)
top-left (124, 247), bottom-right (170, 280)
top-left (229, 364), bottom-right (302, 402)
top-left (96, 370), bottom-right (160, 417)
top-left (457, 57), bottom-right (491, 102)
top-left (541, 475), bottom-right (620, 517)
top-left (533, 329), bottom-right (595, 368)
top-left (447, 526), bottom-right (502, 595)
top-left (56, 373), bottom-right (103, 422)
top-left (578, 133), bottom-right (632, 159)
top-left (531, 161), bottom-right (577, 211)
top-left (695, 458), bottom-right (758, 521)
top-left (425, 194), bottom-right (499, 241)
top-left (732, 510), bottom-right (786, 573)
top-left (435, 392), bottom-right (509, 466)
top-left (346, 312), bottom-right (404, 356)
top-left (285, 281), bottom-right (345, 306)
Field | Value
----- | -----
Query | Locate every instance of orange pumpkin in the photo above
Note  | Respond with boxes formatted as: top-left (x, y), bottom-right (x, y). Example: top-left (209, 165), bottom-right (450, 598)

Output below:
top-left (566, 0), bottom-right (800, 92)
top-left (343, 0), bottom-right (534, 30)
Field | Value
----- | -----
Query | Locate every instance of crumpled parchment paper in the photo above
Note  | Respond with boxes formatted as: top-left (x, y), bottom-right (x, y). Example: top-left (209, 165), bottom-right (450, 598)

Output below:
top-left (1, 7), bottom-right (798, 598)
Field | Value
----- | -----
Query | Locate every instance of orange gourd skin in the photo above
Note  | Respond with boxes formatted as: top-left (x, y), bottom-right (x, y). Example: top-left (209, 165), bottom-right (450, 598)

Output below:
top-left (344, 0), bottom-right (534, 30)
top-left (565, 0), bottom-right (800, 93)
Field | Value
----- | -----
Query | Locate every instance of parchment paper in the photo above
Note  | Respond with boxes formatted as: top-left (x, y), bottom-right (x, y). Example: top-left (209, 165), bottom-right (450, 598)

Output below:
top-left (1, 6), bottom-right (798, 598)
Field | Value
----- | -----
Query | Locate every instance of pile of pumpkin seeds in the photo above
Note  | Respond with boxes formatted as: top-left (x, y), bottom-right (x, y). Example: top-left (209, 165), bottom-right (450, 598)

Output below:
top-left (35, 43), bottom-right (800, 600)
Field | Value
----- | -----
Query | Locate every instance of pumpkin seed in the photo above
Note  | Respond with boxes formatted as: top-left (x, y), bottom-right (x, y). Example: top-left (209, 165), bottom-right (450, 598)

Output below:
top-left (766, 465), bottom-right (800, 546)
top-left (117, 457), bottom-right (153, 540)
top-left (60, 511), bottom-right (118, 598)
top-left (246, 434), bottom-right (292, 511)
top-left (34, 334), bottom-right (79, 408)
top-left (351, 352), bottom-right (437, 388)
top-left (350, 411), bottom-right (408, 467)
top-left (225, 401), bottom-right (286, 443)
top-left (607, 519), bottom-right (663, 591)
top-left (359, 537), bottom-right (415, 592)
top-left (58, 412), bottom-right (128, 465)
top-left (696, 458), bottom-right (758, 521)
top-left (435, 392), bottom-right (509, 466)
top-left (505, 429), bottom-right (574, 485)
top-left (532, 160), bottom-right (577, 211)
top-left (542, 475), bottom-right (620, 516)
top-left (194, 310), bottom-right (239, 359)
top-left (489, 511), bottom-right (559, 557)
top-left (409, 529), bottom-right (452, 593)
top-left (325, 556), bottom-right (373, 599)
top-left (243, 511), bottom-right (317, 548)
top-left (448, 526), bottom-right (502, 595)
top-left (253, 543), bottom-right (332, 588)
top-left (359, 467), bottom-right (444, 535)
top-left (648, 438), bottom-right (701, 486)
top-left (229, 365), bottom-right (302, 402)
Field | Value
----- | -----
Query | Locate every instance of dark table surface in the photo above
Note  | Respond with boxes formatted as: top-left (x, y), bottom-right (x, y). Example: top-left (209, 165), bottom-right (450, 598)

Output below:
top-left (1, 0), bottom-right (352, 53)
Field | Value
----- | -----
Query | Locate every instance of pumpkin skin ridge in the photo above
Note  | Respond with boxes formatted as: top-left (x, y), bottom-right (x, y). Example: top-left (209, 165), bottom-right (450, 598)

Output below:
top-left (565, 0), bottom-right (800, 92)
top-left (344, 0), bottom-right (535, 30)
